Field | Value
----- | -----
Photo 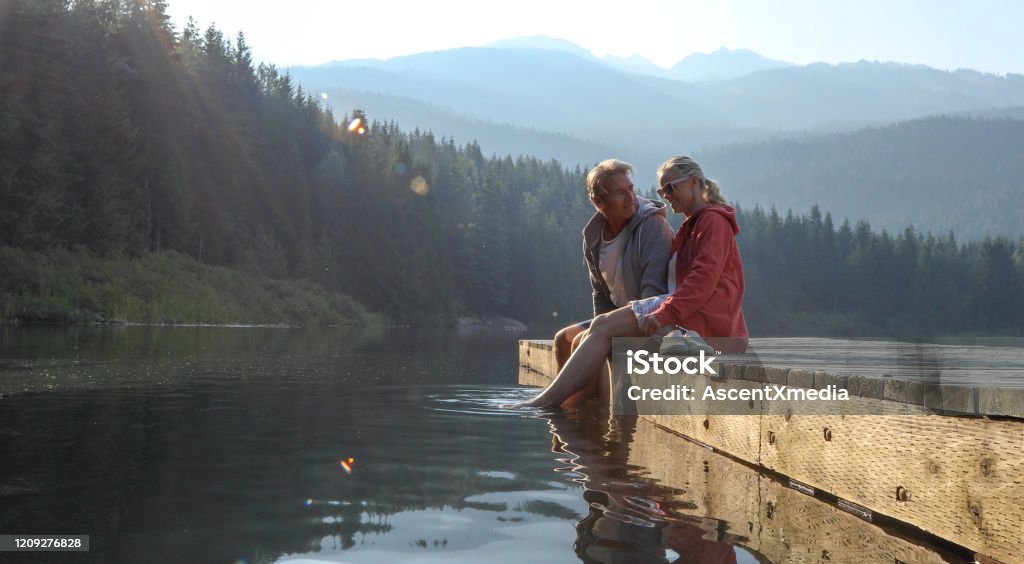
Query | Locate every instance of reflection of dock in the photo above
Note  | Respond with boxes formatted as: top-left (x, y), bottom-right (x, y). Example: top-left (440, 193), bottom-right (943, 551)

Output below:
top-left (519, 338), bottom-right (1024, 563)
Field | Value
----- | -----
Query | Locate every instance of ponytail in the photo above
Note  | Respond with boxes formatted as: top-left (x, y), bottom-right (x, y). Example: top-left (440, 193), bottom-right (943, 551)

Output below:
top-left (703, 178), bottom-right (727, 205)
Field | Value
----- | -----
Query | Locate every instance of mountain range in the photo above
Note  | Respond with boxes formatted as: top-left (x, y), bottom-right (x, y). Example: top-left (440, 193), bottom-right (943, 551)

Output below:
top-left (485, 36), bottom-right (794, 81)
top-left (288, 38), bottom-right (1024, 239)
top-left (292, 38), bottom-right (1024, 168)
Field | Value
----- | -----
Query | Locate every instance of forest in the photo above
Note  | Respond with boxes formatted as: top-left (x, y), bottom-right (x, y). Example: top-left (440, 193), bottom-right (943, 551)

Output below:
top-left (1, 0), bottom-right (1021, 336)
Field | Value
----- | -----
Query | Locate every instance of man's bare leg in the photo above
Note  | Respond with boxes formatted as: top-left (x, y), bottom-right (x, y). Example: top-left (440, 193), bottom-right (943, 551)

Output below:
top-left (554, 323), bottom-right (586, 371)
top-left (560, 329), bottom-right (595, 406)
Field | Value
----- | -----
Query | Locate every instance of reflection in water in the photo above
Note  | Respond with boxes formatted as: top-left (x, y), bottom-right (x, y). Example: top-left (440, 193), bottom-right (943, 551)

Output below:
top-left (541, 409), bottom-right (756, 563)
top-left (1, 327), bottom-right (584, 563)
top-left (0, 327), bottom-right (972, 563)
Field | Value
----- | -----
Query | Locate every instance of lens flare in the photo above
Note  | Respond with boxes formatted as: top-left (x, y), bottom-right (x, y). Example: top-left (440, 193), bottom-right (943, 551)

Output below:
top-left (348, 117), bottom-right (363, 132)
top-left (410, 176), bottom-right (430, 196)
top-left (320, 92), bottom-right (328, 100)
top-left (340, 457), bottom-right (355, 474)
top-left (305, 498), bottom-right (313, 506)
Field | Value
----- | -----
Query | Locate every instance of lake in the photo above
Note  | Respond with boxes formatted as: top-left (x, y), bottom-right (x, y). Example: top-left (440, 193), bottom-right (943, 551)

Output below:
top-left (0, 326), bottom-right (964, 563)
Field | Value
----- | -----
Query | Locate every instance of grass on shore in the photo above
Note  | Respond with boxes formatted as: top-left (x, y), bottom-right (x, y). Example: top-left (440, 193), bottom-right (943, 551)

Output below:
top-left (0, 246), bottom-right (383, 326)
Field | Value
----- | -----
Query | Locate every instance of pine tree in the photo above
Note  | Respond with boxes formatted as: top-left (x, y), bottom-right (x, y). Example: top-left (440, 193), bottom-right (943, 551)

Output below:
top-left (461, 172), bottom-right (510, 316)
top-left (973, 238), bottom-right (1021, 331)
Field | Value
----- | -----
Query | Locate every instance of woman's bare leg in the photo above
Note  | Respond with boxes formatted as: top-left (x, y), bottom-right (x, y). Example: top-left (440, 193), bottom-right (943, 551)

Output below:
top-left (517, 307), bottom-right (642, 407)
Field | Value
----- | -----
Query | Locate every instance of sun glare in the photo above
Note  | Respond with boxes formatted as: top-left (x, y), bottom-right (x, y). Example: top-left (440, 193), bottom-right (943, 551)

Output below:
top-left (410, 176), bottom-right (430, 196)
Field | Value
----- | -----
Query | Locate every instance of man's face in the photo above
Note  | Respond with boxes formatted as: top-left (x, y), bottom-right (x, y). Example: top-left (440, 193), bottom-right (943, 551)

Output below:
top-left (594, 172), bottom-right (637, 224)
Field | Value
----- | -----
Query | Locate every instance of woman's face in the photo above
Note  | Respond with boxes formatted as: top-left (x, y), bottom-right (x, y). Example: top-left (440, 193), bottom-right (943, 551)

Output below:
top-left (657, 173), bottom-right (700, 216)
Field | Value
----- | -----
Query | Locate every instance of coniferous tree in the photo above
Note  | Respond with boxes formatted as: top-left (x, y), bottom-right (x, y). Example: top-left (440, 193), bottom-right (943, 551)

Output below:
top-left (973, 238), bottom-right (1020, 331)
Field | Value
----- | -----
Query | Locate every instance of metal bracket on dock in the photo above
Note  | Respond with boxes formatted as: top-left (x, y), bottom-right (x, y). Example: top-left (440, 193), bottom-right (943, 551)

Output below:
top-left (787, 479), bottom-right (815, 497)
top-left (837, 499), bottom-right (874, 522)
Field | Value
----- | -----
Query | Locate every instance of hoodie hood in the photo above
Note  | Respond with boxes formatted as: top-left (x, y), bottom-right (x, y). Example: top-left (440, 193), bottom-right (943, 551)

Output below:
top-left (690, 204), bottom-right (740, 236)
top-left (583, 196), bottom-right (668, 246)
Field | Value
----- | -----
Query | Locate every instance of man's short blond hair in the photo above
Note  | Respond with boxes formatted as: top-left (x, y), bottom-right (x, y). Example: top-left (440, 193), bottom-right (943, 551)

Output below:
top-left (586, 159), bottom-right (634, 201)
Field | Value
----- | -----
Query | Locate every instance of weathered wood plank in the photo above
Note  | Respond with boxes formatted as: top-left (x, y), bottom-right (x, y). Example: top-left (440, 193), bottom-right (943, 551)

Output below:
top-left (741, 338), bottom-right (1024, 392)
top-left (518, 339), bottom-right (556, 385)
top-left (759, 409), bottom-right (1024, 561)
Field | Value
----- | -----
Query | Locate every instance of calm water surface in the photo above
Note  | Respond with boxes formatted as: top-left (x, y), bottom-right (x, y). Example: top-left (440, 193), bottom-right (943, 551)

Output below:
top-left (0, 327), bottom-right (963, 563)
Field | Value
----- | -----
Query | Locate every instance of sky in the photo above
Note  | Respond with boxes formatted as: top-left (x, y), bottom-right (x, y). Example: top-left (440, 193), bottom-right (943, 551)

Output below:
top-left (165, 0), bottom-right (1024, 75)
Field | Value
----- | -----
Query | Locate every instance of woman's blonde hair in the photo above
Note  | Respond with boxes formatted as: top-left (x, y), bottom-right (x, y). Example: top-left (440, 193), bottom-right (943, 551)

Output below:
top-left (657, 156), bottom-right (727, 205)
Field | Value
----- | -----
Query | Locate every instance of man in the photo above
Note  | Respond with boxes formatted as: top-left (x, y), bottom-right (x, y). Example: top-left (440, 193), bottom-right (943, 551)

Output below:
top-left (553, 159), bottom-right (674, 394)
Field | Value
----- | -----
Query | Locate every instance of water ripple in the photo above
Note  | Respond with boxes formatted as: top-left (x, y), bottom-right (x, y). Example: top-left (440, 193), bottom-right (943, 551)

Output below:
top-left (426, 386), bottom-right (550, 417)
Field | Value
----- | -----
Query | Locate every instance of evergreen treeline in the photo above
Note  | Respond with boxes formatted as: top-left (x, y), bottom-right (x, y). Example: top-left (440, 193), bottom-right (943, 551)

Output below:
top-left (0, 0), bottom-right (594, 324)
top-left (737, 206), bottom-right (1024, 336)
top-left (1, 1), bottom-right (1021, 335)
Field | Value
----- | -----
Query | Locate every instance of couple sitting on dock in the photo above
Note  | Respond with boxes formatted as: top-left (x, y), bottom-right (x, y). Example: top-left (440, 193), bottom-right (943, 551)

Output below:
top-left (514, 156), bottom-right (748, 408)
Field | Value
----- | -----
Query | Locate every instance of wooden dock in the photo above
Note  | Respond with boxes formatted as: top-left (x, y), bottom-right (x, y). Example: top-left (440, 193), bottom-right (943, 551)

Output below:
top-left (519, 338), bottom-right (1024, 563)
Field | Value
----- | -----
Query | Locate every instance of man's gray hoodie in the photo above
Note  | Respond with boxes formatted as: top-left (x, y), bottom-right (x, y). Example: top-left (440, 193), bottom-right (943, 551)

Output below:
top-left (583, 196), bottom-right (674, 316)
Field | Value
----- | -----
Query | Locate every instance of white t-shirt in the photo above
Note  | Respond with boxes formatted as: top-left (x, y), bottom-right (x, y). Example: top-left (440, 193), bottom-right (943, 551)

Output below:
top-left (599, 228), bottom-right (629, 307)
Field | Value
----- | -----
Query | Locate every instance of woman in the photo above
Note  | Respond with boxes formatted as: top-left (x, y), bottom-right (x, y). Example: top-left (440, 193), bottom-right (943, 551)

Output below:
top-left (514, 156), bottom-right (748, 408)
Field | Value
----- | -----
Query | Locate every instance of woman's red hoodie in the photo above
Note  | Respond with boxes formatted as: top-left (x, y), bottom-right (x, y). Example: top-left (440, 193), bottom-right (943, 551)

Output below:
top-left (650, 204), bottom-right (749, 353)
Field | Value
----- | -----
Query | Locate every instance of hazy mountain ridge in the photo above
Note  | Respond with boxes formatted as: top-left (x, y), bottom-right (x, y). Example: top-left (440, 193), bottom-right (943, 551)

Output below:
top-left (485, 36), bottom-right (794, 80)
top-left (670, 47), bottom-right (794, 81)
top-left (697, 115), bottom-right (1024, 241)
top-left (599, 54), bottom-right (670, 78)
top-left (292, 43), bottom-right (1024, 189)
top-left (296, 41), bottom-right (1024, 143)
top-left (946, 106), bottom-right (1024, 120)
top-left (290, 47), bottom-right (746, 174)
top-left (486, 35), bottom-right (594, 60)
top-left (319, 88), bottom-right (621, 167)
top-left (291, 40), bottom-right (1024, 239)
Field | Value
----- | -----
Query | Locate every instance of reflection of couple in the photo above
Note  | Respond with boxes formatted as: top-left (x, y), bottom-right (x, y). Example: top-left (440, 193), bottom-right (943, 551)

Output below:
top-left (516, 156), bottom-right (748, 408)
top-left (544, 409), bottom-right (740, 563)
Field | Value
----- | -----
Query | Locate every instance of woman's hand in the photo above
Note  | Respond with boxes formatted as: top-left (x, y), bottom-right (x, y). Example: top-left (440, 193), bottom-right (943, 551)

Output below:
top-left (639, 316), bottom-right (665, 337)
